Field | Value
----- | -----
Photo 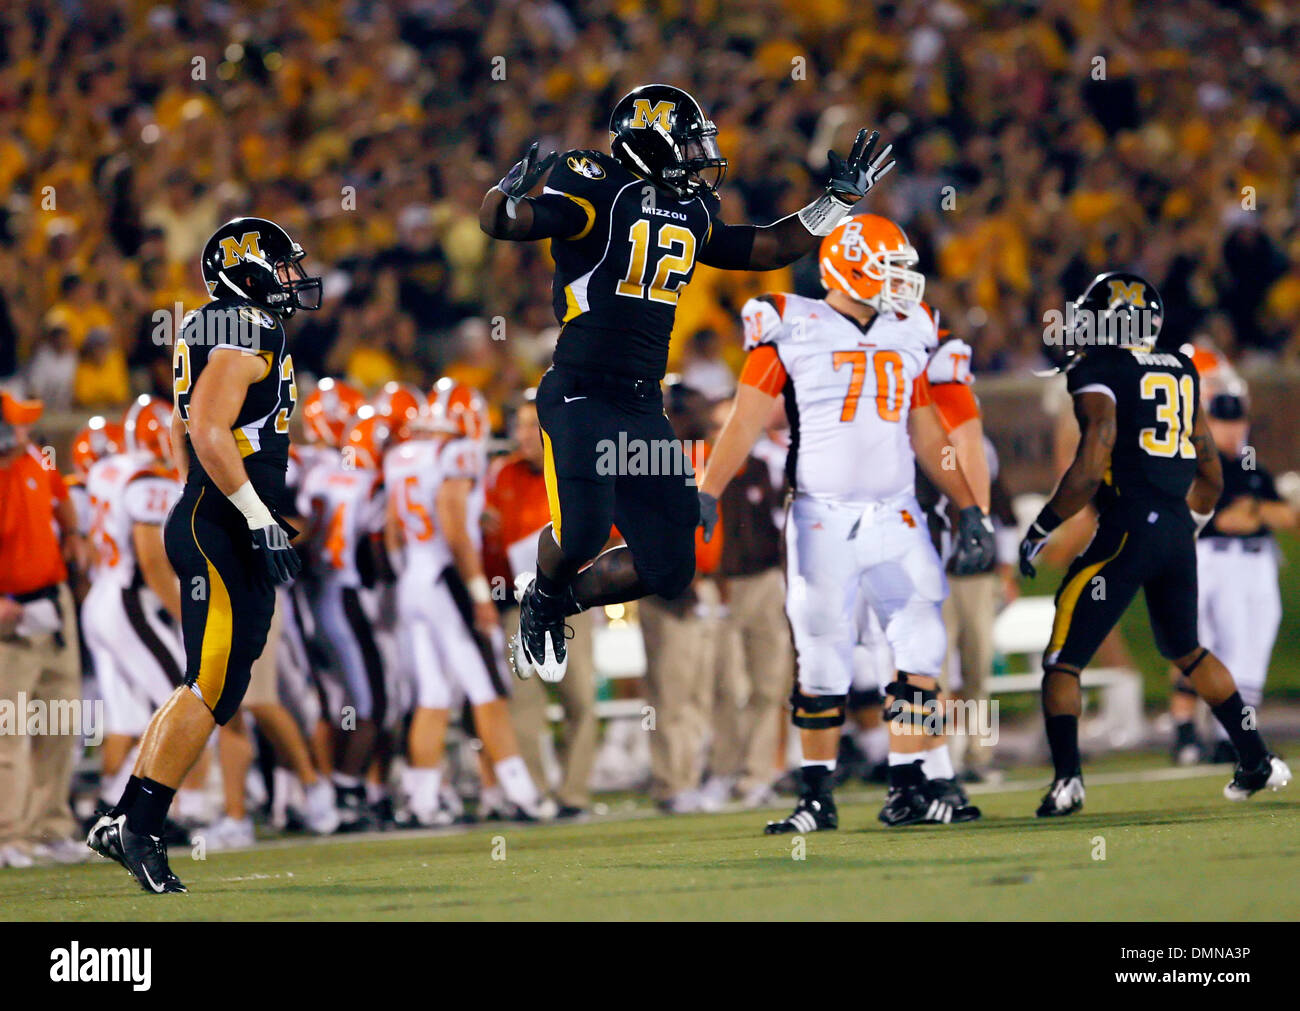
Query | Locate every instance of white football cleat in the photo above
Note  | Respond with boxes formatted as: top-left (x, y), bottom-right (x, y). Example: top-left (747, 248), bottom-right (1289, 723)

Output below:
top-left (1224, 754), bottom-right (1291, 801)
top-left (303, 779), bottom-right (341, 835)
top-left (513, 573), bottom-right (568, 683)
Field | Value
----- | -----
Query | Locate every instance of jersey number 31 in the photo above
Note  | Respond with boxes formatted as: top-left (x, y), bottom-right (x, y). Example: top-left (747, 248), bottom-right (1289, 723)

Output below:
top-left (1139, 372), bottom-right (1195, 458)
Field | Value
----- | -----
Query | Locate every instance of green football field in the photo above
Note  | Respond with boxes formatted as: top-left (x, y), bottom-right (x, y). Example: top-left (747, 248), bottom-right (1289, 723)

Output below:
top-left (4, 757), bottom-right (1295, 921)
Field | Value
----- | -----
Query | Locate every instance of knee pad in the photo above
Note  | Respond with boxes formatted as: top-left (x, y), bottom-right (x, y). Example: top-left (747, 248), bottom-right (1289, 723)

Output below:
top-left (884, 673), bottom-right (940, 728)
top-left (790, 687), bottom-right (848, 730)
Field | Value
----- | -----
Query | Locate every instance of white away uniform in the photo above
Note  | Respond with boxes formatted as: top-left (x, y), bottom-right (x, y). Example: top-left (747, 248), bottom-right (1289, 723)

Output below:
top-left (385, 436), bottom-right (507, 709)
top-left (297, 459), bottom-right (388, 723)
top-left (742, 292), bottom-right (947, 699)
top-left (81, 452), bottom-right (184, 736)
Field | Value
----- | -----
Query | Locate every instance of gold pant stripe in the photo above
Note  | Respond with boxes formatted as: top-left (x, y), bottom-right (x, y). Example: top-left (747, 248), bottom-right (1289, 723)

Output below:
top-left (1047, 532), bottom-right (1128, 656)
top-left (541, 427), bottom-right (562, 545)
top-left (233, 428), bottom-right (255, 458)
top-left (191, 486), bottom-right (234, 709)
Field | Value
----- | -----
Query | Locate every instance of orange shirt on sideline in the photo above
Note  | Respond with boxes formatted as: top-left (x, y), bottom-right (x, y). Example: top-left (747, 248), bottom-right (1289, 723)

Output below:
top-left (0, 445), bottom-right (69, 594)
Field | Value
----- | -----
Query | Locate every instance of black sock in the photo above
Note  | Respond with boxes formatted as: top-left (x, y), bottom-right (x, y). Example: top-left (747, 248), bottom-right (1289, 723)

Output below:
top-left (887, 759), bottom-right (925, 790)
top-left (112, 775), bottom-right (143, 818)
top-left (1174, 721), bottom-right (1199, 749)
top-left (1045, 714), bottom-right (1082, 780)
top-left (1209, 693), bottom-right (1266, 767)
top-left (800, 763), bottom-right (833, 799)
top-left (125, 778), bottom-right (176, 837)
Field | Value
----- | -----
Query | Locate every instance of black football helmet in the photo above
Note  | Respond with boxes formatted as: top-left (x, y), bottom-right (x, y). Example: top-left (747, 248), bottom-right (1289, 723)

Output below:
top-left (1070, 270), bottom-right (1164, 349)
top-left (200, 217), bottom-right (322, 317)
top-left (609, 84), bottom-right (727, 199)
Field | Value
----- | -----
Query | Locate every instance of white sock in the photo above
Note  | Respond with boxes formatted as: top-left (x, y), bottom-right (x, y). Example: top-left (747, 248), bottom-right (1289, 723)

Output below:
top-left (494, 755), bottom-right (539, 808)
top-left (801, 759), bottom-right (836, 772)
top-left (481, 784), bottom-right (505, 812)
top-left (365, 780), bottom-right (385, 805)
top-left (332, 772), bottom-right (361, 789)
top-left (402, 766), bottom-right (443, 816)
top-left (921, 743), bottom-right (954, 781)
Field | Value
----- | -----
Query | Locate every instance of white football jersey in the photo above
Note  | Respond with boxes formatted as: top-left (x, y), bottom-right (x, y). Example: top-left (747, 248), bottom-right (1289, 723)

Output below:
top-left (297, 459), bottom-right (385, 587)
top-left (85, 452), bottom-right (182, 587)
top-left (383, 436), bottom-right (486, 573)
top-left (742, 292), bottom-right (938, 505)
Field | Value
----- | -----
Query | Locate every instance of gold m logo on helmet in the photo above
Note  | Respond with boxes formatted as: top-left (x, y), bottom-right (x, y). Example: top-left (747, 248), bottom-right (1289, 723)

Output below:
top-left (219, 232), bottom-right (264, 269)
top-left (1107, 279), bottom-right (1146, 307)
top-left (629, 99), bottom-right (675, 130)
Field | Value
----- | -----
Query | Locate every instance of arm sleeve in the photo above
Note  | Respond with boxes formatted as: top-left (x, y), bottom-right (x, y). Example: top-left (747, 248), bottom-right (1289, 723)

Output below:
top-left (699, 220), bottom-right (758, 269)
top-left (930, 382), bottom-right (981, 432)
top-left (910, 371), bottom-right (933, 409)
top-left (520, 191), bottom-right (592, 241)
top-left (738, 344), bottom-right (788, 396)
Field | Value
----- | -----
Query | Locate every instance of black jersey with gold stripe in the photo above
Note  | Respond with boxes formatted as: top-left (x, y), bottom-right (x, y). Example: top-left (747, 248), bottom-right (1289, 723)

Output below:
top-left (541, 149), bottom-right (718, 379)
top-left (173, 297), bottom-right (297, 508)
top-left (1066, 344), bottom-right (1200, 517)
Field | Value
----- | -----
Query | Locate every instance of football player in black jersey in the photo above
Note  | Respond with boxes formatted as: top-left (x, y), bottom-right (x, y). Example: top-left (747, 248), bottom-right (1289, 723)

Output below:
top-left (1020, 272), bottom-right (1291, 816)
top-left (481, 83), bottom-right (894, 682)
top-left (88, 217), bottom-right (319, 892)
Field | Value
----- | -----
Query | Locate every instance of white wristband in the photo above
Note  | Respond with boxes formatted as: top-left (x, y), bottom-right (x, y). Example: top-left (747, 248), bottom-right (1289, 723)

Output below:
top-left (797, 193), bottom-right (852, 236)
top-left (467, 575), bottom-right (492, 605)
top-left (1192, 509), bottom-right (1214, 536)
top-left (228, 480), bottom-right (275, 530)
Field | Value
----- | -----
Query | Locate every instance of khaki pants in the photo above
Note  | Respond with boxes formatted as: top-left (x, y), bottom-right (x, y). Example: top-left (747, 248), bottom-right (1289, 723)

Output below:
top-left (507, 608), bottom-right (598, 809)
top-left (639, 594), bottom-right (710, 802)
top-left (0, 584), bottom-right (82, 848)
top-left (942, 572), bottom-right (998, 772)
top-left (711, 569), bottom-right (791, 793)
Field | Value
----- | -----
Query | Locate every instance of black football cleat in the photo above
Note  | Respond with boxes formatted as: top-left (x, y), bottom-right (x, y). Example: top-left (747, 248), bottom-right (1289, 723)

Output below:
top-left (86, 802), bottom-right (127, 869)
top-left (1035, 776), bottom-right (1085, 817)
top-left (512, 575), bottom-right (568, 683)
top-left (335, 785), bottom-right (373, 833)
top-left (1224, 754), bottom-right (1291, 801)
top-left (111, 817), bottom-right (187, 893)
top-left (878, 784), bottom-right (962, 826)
top-left (765, 794), bottom-right (837, 834)
top-left (925, 777), bottom-right (982, 822)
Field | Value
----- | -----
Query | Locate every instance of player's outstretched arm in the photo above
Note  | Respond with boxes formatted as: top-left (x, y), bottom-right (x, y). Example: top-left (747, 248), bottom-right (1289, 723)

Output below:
top-left (700, 128), bottom-right (894, 271)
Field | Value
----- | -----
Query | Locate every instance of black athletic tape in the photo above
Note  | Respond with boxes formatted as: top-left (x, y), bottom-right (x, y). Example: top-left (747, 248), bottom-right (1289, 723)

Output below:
top-left (884, 677), bottom-right (940, 726)
top-left (791, 688), bottom-right (848, 729)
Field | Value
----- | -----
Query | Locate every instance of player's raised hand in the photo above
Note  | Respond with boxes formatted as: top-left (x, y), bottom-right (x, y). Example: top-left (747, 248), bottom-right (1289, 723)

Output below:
top-left (952, 505), bottom-right (995, 576)
top-left (498, 141), bottom-right (557, 200)
top-left (825, 128), bottom-right (894, 206)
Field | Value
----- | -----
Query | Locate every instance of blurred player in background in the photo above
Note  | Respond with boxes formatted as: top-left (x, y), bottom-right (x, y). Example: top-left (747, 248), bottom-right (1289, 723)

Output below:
top-left (1170, 386), bottom-right (1299, 765)
top-left (700, 215), bottom-right (995, 834)
top-left (1021, 273), bottom-right (1291, 816)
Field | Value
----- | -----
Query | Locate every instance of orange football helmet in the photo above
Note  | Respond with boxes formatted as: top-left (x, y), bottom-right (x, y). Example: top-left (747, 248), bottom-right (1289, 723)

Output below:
top-left (428, 377), bottom-right (488, 440)
top-left (341, 408), bottom-right (392, 471)
top-left (372, 381), bottom-right (427, 443)
top-left (72, 416), bottom-right (125, 475)
top-left (302, 377), bottom-right (365, 447)
top-left (819, 214), bottom-right (925, 317)
top-left (123, 395), bottom-right (174, 465)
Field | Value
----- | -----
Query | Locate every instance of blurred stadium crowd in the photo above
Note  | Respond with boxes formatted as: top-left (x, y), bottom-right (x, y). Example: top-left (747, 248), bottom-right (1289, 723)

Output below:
top-left (3, 0), bottom-right (1300, 421)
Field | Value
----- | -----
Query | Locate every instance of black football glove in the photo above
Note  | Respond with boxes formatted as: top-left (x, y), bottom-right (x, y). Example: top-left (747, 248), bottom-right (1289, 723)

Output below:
top-left (825, 129), bottom-right (895, 206)
top-left (951, 505), bottom-right (995, 576)
top-left (251, 522), bottom-right (301, 587)
top-left (499, 141), bottom-right (557, 202)
top-left (1018, 521), bottom-right (1051, 578)
top-left (698, 491), bottom-right (719, 543)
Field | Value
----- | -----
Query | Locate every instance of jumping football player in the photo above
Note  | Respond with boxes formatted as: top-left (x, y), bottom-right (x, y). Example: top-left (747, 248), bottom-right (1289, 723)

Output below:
top-left (1020, 272), bottom-right (1291, 816)
top-left (698, 215), bottom-right (996, 833)
top-left (88, 216), bottom-right (319, 891)
top-left (480, 83), bottom-right (895, 682)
